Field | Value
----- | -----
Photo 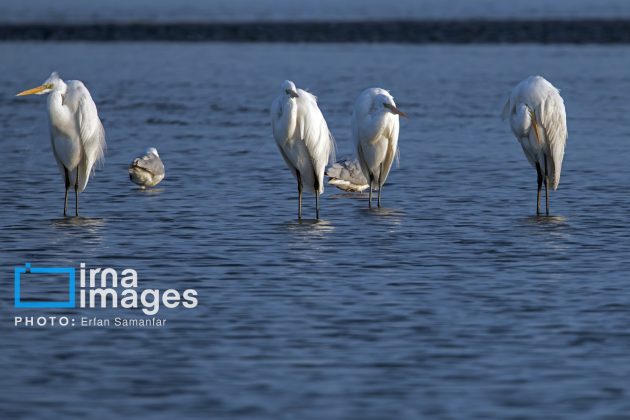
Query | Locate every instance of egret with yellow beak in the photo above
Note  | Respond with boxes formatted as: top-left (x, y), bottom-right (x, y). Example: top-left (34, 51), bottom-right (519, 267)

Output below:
top-left (17, 72), bottom-right (106, 216)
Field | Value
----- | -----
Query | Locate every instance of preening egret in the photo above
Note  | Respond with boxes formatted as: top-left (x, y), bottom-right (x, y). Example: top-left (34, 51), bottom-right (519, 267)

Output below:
top-left (353, 88), bottom-right (405, 207)
top-left (17, 72), bottom-right (106, 216)
top-left (271, 80), bottom-right (335, 219)
top-left (502, 76), bottom-right (567, 216)
top-left (129, 147), bottom-right (165, 188)
top-left (326, 158), bottom-right (369, 192)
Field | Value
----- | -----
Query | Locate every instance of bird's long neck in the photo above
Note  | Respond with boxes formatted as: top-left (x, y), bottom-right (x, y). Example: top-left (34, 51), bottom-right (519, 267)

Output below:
top-left (283, 98), bottom-right (298, 139)
top-left (510, 103), bottom-right (532, 138)
top-left (47, 83), bottom-right (72, 134)
top-left (364, 109), bottom-right (392, 140)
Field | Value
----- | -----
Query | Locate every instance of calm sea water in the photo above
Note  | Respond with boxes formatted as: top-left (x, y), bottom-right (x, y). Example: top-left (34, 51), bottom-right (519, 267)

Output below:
top-left (1, 43), bottom-right (630, 418)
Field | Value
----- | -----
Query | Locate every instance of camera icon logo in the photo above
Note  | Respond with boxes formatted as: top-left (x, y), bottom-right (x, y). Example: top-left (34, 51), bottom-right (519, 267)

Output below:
top-left (14, 263), bottom-right (76, 308)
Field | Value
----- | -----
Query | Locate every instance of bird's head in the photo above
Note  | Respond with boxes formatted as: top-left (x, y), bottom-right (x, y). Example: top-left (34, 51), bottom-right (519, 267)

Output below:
top-left (282, 80), bottom-right (299, 99)
top-left (376, 93), bottom-right (406, 117)
top-left (146, 147), bottom-right (159, 157)
top-left (16, 72), bottom-right (61, 97)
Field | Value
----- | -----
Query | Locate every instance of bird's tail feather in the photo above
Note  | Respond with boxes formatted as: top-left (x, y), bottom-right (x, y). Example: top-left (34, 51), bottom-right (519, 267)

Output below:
top-left (328, 131), bottom-right (337, 166)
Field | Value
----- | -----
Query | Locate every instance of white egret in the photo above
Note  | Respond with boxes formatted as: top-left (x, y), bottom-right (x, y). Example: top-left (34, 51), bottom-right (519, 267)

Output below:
top-left (271, 80), bottom-right (335, 219)
top-left (17, 72), bottom-right (106, 216)
top-left (353, 88), bottom-right (405, 207)
top-left (326, 158), bottom-right (369, 192)
top-left (502, 75), bottom-right (567, 216)
top-left (129, 147), bottom-right (165, 188)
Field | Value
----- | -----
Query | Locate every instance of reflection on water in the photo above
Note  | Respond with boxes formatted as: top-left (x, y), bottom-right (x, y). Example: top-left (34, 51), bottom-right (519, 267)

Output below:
top-left (522, 215), bottom-right (568, 225)
top-left (135, 187), bottom-right (165, 195)
top-left (51, 216), bottom-right (107, 229)
top-left (49, 217), bottom-right (107, 247)
top-left (328, 192), bottom-right (368, 200)
top-left (362, 206), bottom-right (405, 219)
top-left (281, 218), bottom-right (335, 236)
top-left (1, 43), bottom-right (630, 419)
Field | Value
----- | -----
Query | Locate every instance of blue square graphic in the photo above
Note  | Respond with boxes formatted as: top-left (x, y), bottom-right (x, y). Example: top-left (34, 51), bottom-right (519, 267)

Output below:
top-left (14, 263), bottom-right (75, 308)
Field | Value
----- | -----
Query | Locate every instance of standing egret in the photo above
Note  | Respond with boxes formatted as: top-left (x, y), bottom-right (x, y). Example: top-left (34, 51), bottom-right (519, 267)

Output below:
top-left (326, 158), bottom-right (370, 192)
top-left (271, 80), bottom-right (335, 219)
top-left (129, 147), bottom-right (165, 188)
top-left (17, 72), bottom-right (106, 216)
top-left (502, 76), bottom-right (567, 216)
top-left (353, 88), bottom-right (405, 207)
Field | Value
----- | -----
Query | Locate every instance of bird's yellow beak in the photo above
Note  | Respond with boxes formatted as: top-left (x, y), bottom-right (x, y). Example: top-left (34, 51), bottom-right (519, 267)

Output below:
top-left (16, 84), bottom-right (50, 96)
top-left (384, 103), bottom-right (407, 118)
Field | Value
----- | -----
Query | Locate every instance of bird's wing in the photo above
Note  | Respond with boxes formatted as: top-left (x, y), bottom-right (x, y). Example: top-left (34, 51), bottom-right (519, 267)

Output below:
top-left (72, 82), bottom-right (106, 166)
top-left (296, 90), bottom-right (335, 168)
top-left (536, 92), bottom-right (567, 190)
top-left (270, 95), bottom-right (299, 177)
top-left (351, 107), bottom-right (372, 184)
top-left (345, 159), bottom-right (368, 184)
top-left (69, 81), bottom-right (106, 191)
top-left (356, 142), bottom-right (370, 183)
top-left (131, 154), bottom-right (165, 176)
top-left (379, 117), bottom-right (400, 187)
top-left (325, 161), bottom-right (343, 179)
top-left (334, 159), bottom-right (368, 185)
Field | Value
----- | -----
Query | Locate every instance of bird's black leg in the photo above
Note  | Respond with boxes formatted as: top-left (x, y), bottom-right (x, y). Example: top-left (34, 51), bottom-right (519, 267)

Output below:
top-left (544, 155), bottom-right (549, 216)
top-left (377, 163), bottom-right (384, 208)
top-left (536, 162), bottom-right (543, 216)
top-left (296, 171), bottom-right (303, 220)
top-left (63, 168), bottom-right (70, 217)
top-left (314, 173), bottom-right (320, 220)
top-left (75, 171), bottom-right (80, 217)
top-left (368, 174), bottom-right (374, 208)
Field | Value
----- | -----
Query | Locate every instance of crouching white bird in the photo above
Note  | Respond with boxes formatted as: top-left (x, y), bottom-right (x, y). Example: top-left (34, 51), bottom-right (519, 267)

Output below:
top-left (353, 88), bottom-right (405, 207)
top-left (326, 158), bottom-right (369, 192)
top-left (17, 72), bottom-right (105, 216)
top-left (129, 147), bottom-right (165, 188)
top-left (271, 80), bottom-right (335, 219)
top-left (502, 76), bottom-right (568, 216)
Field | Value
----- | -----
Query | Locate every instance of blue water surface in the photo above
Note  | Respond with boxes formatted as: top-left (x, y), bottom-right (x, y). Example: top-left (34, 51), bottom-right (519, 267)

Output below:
top-left (0, 43), bottom-right (629, 418)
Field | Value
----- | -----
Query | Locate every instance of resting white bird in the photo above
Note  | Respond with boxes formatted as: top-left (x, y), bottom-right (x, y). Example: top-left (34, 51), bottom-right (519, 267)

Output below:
top-left (271, 80), bottom-right (335, 219)
top-left (502, 75), bottom-right (568, 216)
top-left (326, 158), bottom-right (369, 192)
top-left (353, 88), bottom-right (405, 207)
top-left (129, 147), bottom-right (165, 188)
top-left (17, 72), bottom-right (105, 216)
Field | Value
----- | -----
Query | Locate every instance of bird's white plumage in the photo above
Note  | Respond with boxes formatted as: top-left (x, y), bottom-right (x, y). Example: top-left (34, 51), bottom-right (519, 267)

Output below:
top-left (271, 80), bottom-right (335, 195)
top-left (326, 158), bottom-right (369, 192)
top-left (502, 75), bottom-right (567, 190)
top-left (17, 72), bottom-right (105, 215)
top-left (129, 147), bottom-right (165, 188)
top-left (32, 72), bottom-right (105, 195)
top-left (352, 88), bottom-right (400, 190)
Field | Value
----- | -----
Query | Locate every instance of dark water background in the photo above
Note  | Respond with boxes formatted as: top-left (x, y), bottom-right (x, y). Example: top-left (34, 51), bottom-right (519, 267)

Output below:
top-left (3, 0), bottom-right (630, 22)
top-left (1, 43), bottom-right (630, 418)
